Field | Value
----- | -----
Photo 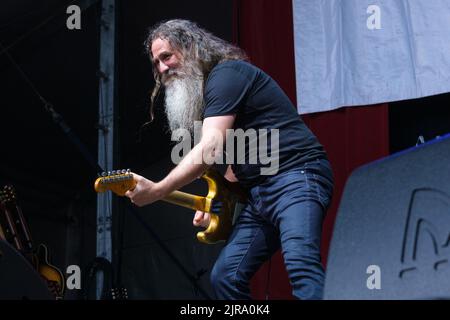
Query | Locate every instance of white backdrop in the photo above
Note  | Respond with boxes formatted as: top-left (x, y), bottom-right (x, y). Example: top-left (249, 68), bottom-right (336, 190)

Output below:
top-left (293, 0), bottom-right (450, 114)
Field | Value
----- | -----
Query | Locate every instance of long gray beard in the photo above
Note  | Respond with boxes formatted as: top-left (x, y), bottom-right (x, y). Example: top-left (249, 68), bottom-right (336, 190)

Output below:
top-left (164, 75), bottom-right (204, 135)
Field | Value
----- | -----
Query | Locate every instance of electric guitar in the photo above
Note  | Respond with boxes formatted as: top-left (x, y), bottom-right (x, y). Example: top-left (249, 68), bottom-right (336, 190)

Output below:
top-left (94, 168), bottom-right (247, 244)
top-left (0, 185), bottom-right (65, 299)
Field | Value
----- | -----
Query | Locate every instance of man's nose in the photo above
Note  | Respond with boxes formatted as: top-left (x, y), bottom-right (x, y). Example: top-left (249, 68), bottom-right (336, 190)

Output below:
top-left (158, 61), bottom-right (169, 74)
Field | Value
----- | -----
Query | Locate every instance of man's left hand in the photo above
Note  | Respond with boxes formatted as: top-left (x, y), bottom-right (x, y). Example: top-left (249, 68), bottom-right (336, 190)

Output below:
top-left (124, 173), bottom-right (165, 207)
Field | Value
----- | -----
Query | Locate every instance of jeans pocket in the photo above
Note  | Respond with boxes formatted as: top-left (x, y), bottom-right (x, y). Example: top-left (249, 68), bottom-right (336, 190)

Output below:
top-left (303, 161), bottom-right (334, 210)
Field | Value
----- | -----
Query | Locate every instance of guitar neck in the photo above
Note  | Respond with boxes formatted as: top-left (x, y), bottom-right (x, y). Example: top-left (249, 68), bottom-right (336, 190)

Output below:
top-left (162, 190), bottom-right (211, 212)
top-left (14, 205), bottom-right (34, 252)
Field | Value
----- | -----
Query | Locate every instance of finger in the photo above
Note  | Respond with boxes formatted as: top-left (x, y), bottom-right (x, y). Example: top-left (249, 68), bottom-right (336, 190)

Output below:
top-left (131, 172), bottom-right (142, 182)
top-left (201, 212), bottom-right (211, 228)
top-left (125, 191), bottom-right (137, 200)
top-left (193, 211), bottom-right (204, 226)
top-left (194, 210), bottom-right (204, 218)
top-left (193, 211), bottom-right (204, 222)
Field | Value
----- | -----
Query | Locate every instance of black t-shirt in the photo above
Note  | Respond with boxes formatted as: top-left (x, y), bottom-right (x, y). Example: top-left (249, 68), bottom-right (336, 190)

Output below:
top-left (203, 60), bottom-right (327, 188)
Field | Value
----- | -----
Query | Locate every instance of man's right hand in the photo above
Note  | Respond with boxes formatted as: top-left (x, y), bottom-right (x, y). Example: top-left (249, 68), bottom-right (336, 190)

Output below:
top-left (193, 165), bottom-right (234, 228)
top-left (193, 210), bottom-right (211, 227)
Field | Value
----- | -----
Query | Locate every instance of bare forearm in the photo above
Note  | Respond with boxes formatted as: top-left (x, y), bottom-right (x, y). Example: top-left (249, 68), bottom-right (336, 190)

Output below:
top-left (156, 114), bottom-right (235, 197)
top-left (158, 142), bottom-right (210, 194)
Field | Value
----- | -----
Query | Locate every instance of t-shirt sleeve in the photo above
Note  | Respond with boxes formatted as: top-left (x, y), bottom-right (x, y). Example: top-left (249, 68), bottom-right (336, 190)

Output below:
top-left (203, 65), bottom-right (252, 118)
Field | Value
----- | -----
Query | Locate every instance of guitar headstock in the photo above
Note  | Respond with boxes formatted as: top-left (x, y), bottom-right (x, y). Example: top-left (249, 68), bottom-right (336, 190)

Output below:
top-left (94, 169), bottom-right (136, 196)
top-left (0, 185), bottom-right (17, 206)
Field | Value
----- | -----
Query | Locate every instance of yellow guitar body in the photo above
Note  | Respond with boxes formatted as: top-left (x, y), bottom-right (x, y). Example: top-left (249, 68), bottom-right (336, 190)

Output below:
top-left (94, 168), bottom-right (247, 244)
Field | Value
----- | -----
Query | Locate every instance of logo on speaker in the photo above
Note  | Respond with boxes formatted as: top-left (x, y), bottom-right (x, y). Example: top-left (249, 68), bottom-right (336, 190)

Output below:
top-left (399, 188), bottom-right (450, 279)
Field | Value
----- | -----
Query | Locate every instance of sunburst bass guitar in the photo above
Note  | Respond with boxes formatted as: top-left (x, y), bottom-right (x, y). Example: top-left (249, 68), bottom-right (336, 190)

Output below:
top-left (94, 168), bottom-right (247, 244)
top-left (0, 185), bottom-right (65, 299)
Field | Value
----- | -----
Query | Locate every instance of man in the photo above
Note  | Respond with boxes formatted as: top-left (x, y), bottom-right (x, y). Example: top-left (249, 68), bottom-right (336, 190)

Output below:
top-left (125, 19), bottom-right (334, 300)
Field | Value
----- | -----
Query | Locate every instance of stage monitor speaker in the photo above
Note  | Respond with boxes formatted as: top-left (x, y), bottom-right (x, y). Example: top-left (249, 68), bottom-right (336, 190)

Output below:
top-left (324, 134), bottom-right (450, 299)
top-left (0, 240), bottom-right (53, 300)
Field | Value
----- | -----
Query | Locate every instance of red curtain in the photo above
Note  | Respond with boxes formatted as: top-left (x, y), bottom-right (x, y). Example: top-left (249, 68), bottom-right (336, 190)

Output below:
top-left (233, 0), bottom-right (390, 299)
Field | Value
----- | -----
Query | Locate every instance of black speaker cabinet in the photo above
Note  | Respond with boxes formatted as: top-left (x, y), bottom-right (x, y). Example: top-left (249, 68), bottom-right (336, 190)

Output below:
top-left (324, 134), bottom-right (450, 299)
top-left (0, 240), bottom-right (53, 299)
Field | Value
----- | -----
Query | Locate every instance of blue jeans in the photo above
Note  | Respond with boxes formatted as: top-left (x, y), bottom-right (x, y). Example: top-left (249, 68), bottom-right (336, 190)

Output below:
top-left (210, 158), bottom-right (334, 300)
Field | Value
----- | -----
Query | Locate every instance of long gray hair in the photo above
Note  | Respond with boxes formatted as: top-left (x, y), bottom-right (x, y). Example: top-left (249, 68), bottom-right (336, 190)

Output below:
top-left (144, 19), bottom-right (248, 122)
